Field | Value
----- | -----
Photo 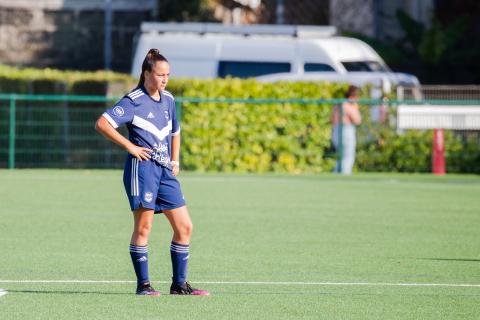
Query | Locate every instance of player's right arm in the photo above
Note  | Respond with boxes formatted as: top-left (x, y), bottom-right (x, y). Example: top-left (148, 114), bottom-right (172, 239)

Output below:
top-left (95, 98), bottom-right (152, 161)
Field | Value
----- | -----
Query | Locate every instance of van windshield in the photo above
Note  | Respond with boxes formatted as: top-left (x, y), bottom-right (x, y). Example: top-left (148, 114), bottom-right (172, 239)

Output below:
top-left (304, 63), bottom-right (335, 72)
top-left (218, 61), bottom-right (291, 78)
top-left (341, 61), bottom-right (388, 72)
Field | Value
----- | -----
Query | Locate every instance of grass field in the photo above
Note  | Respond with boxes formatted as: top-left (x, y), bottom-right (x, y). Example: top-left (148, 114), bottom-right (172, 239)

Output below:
top-left (0, 170), bottom-right (479, 319)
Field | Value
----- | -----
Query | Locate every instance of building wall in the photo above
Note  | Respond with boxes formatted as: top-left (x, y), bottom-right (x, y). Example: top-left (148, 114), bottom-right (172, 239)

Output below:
top-left (329, 0), bottom-right (375, 37)
top-left (214, 0), bottom-right (329, 26)
top-left (0, 0), bottom-right (156, 71)
top-left (329, 0), bottom-right (434, 40)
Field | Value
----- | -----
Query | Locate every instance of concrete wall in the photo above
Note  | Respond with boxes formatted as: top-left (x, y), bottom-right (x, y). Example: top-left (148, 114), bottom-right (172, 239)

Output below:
top-left (0, 0), bottom-right (156, 71)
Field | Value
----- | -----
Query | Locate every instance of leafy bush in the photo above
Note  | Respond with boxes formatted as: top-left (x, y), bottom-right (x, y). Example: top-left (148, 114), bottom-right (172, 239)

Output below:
top-left (169, 78), bottom-right (346, 173)
top-left (0, 64), bottom-right (135, 96)
top-left (1, 65), bottom-right (478, 173)
top-left (356, 107), bottom-right (480, 174)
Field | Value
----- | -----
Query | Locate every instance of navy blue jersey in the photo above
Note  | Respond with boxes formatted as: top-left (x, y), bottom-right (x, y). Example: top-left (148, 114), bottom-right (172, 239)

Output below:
top-left (102, 86), bottom-right (180, 167)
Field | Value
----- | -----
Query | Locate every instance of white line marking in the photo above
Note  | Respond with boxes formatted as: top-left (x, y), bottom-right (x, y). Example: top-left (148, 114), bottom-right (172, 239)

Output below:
top-left (0, 289), bottom-right (8, 297)
top-left (0, 280), bottom-right (479, 288)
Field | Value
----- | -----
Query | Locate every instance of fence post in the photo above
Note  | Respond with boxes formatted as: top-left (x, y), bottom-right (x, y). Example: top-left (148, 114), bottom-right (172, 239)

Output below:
top-left (8, 95), bottom-right (16, 169)
top-left (338, 103), bottom-right (343, 173)
top-left (432, 128), bottom-right (446, 175)
top-left (61, 83), bottom-right (71, 166)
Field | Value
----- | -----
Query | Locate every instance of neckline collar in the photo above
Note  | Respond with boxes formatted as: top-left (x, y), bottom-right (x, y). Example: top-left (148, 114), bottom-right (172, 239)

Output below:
top-left (140, 84), bottom-right (162, 103)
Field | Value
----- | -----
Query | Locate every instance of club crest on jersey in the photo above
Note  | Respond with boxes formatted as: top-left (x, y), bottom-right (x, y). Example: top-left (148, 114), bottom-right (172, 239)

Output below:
top-left (144, 192), bottom-right (153, 203)
top-left (113, 106), bottom-right (124, 117)
top-left (164, 111), bottom-right (169, 120)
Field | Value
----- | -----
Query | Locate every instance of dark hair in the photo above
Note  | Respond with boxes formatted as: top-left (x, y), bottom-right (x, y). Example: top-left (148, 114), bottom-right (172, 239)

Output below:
top-left (138, 48), bottom-right (169, 86)
top-left (345, 85), bottom-right (360, 99)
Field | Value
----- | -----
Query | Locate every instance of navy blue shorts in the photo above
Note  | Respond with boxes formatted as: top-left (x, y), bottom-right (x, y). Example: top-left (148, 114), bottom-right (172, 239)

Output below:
top-left (123, 155), bottom-right (186, 213)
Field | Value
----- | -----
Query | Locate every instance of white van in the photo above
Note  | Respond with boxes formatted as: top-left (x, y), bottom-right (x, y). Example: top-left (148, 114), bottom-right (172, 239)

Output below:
top-left (132, 22), bottom-right (419, 91)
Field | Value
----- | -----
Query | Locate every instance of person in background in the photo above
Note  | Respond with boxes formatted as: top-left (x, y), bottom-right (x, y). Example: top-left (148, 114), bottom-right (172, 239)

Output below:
top-left (331, 85), bottom-right (362, 175)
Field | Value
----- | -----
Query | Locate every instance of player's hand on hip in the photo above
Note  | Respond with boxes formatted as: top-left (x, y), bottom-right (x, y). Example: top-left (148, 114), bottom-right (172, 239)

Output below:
top-left (171, 161), bottom-right (180, 176)
top-left (127, 145), bottom-right (152, 161)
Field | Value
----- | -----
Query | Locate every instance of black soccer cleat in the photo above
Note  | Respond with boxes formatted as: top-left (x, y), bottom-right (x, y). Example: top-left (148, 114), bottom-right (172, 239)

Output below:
top-left (170, 281), bottom-right (210, 296)
top-left (136, 282), bottom-right (161, 296)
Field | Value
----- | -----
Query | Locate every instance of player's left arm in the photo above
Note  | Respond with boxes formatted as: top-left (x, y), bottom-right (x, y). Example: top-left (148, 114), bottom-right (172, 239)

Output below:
top-left (170, 133), bottom-right (180, 176)
top-left (170, 99), bottom-right (181, 176)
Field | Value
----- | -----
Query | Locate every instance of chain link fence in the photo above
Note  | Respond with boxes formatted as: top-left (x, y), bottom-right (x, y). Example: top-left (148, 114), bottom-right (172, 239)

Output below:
top-left (399, 85), bottom-right (480, 101)
top-left (1, 94), bottom-right (479, 173)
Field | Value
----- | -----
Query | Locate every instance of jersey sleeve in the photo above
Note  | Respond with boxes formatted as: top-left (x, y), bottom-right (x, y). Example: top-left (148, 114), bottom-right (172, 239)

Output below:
top-left (102, 97), bottom-right (135, 128)
top-left (171, 100), bottom-right (180, 136)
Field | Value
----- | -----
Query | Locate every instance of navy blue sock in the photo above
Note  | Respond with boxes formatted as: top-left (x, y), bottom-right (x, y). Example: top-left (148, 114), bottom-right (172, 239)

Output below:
top-left (170, 242), bottom-right (189, 285)
top-left (129, 244), bottom-right (149, 286)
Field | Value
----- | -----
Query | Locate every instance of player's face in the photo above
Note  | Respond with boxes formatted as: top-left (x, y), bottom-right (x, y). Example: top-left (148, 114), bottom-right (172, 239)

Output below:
top-left (145, 61), bottom-right (170, 91)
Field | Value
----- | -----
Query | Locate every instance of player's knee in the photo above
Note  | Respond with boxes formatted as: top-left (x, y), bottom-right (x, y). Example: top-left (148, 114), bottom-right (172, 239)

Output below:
top-left (180, 221), bottom-right (193, 238)
top-left (137, 223), bottom-right (152, 238)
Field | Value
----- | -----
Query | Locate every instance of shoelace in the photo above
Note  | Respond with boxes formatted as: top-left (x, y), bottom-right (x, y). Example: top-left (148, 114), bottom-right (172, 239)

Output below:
top-left (139, 283), bottom-right (155, 292)
top-left (184, 282), bottom-right (193, 293)
top-left (145, 285), bottom-right (155, 291)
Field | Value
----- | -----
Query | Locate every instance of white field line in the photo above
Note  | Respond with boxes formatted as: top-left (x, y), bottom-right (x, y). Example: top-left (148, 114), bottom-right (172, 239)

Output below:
top-left (0, 288), bottom-right (8, 297)
top-left (0, 280), bottom-right (479, 288)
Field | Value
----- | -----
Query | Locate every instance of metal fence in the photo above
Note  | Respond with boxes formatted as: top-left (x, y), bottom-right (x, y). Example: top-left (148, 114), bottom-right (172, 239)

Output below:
top-left (398, 85), bottom-right (480, 101)
top-left (1, 94), bottom-right (479, 173)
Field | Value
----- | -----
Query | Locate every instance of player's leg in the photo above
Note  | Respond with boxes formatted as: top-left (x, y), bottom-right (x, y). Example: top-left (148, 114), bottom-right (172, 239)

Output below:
top-left (131, 206), bottom-right (154, 245)
top-left (158, 168), bottom-right (209, 295)
top-left (163, 206), bottom-right (209, 296)
top-left (124, 157), bottom-right (161, 295)
top-left (130, 206), bottom-right (160, 295)
top-left (163, 205), bottom-right (192, 244)
top-left (163, 206), bottom-right (193, 287)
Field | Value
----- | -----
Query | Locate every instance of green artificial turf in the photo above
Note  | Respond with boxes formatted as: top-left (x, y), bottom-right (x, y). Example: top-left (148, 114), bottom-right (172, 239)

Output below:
top-left (0, 170), bottom-right (479, 319)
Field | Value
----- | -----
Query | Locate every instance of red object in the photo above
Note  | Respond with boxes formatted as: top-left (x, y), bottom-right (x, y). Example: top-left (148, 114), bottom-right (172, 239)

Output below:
top-left (432, 129), bottom-right (446, 175)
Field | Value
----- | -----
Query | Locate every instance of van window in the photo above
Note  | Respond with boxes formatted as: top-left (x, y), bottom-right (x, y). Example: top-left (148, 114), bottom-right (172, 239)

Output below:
top-left (342, 61), bottom-right (387, 72)
top-left (218, 61), bottom-right (291, 78)
top-left (304, 63), bottom-right (335, 72)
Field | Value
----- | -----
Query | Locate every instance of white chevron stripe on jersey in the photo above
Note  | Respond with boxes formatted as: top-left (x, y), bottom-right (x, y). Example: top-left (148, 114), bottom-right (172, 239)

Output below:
top-left (132, 116), bottom-right (172, 142)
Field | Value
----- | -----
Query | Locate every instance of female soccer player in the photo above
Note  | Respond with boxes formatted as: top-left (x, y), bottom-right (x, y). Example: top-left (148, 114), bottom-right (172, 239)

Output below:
top-left (95, 49), bottom-right (209, 296)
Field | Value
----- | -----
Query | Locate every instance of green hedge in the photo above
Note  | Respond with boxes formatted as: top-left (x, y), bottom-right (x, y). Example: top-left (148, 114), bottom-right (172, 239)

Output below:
top-left (0, 65), bottom-right (135, 96)
top-left (0, 65), bottom-right (478, 173)
top-left (169, 78), bottom-right (347, 173)
top-left (356, 109), bottom-right (480, 174)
